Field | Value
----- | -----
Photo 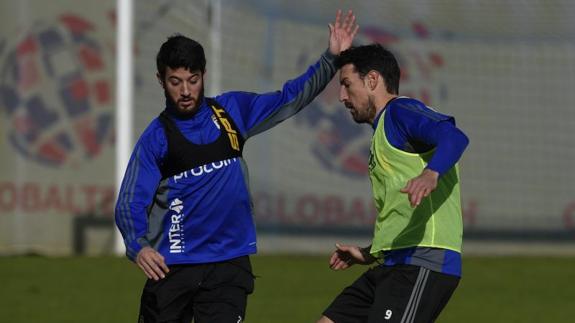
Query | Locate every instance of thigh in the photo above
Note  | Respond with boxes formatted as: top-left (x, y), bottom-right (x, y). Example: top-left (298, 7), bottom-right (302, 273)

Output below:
top-left (193, 285), bottom-right (249, 323)
top-left (193, 256), bottom-right (255, 323)
top-left (138, 265), bottom-right (203, 323)
top-left (410, 269), bottom-right (459, 323)
top-left (368, 265), bottom-right (459, 323)
top-left (322, 268), bottom-right (378, 323)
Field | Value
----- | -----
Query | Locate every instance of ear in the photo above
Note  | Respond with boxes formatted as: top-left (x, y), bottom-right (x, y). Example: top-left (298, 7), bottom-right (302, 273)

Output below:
top-left (156, 72), bottom-right (164, 87)
top-left (367, 70), bottom-right (379, 91)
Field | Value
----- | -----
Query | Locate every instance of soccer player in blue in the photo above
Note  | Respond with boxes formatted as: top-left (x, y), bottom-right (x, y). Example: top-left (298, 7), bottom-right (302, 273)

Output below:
top-left (317, 44), bottom-right (469, 323)
top-left (115, 10), bottom-right (358, 323)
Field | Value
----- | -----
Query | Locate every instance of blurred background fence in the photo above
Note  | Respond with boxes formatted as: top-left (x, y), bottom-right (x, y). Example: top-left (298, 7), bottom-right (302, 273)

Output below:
top-left (1, 0), bottom-right (575, 256)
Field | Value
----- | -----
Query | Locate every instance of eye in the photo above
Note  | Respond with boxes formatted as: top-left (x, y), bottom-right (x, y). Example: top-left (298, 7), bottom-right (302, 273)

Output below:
top-left (169, 79), bottom-right (180, 86)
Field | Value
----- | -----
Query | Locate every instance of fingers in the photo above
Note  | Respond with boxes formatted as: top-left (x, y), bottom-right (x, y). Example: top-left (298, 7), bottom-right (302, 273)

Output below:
top-left (334, 9), bottom-right (356, 31)
top-left (400, 179), bottom-right (412, 194)
top-left (343, 10), bottom-right (358, 36)
top-left (401, 183), bottom-right (420, 208)
top-left (334, 9), bottom-right (342, 28)
top-left (142, 260), bottom-right (165, 281)
top-left (137, 249), bottom-right (169, 281)
top-left (329, 243), bottom-right (347, 267)
top-left (344, 11), bottom-right (356, 33)
top-left (329, 250), bottom-right (339, 268)
top-left (138, 261), bottom-right (159, 281)
top-left (329, 253), bottom-right (352, 270)
top-left (158, 256), bottom-right (170, 274)
top-left (410, 188), bottom-right (427, 208)
top-left (351, 24), bottom-right (360, 39)
top-left (328, 9), bottom-right (359, 55)
top-left (330, 258), bottom-right (351, 270)
top-left (401, 181), bottom-right (432, 207)
top-left (329, 243), bottom-right (355, 270)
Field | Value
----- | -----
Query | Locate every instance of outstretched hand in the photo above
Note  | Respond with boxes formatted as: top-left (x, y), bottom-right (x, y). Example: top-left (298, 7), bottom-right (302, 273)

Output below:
top-left (329, 243), bottom-right (373, 270)
top-left (328, 9), bottom-right (359, 56)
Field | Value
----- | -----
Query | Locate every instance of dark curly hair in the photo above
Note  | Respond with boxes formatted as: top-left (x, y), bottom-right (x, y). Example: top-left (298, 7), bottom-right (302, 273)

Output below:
top-left (335, 43), bottom-right (400, 95)
top-left (156, 34), bottom-right (206, 80)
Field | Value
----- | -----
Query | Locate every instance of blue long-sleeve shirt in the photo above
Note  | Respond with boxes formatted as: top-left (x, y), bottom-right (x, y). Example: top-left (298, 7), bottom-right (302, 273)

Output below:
top-left (373, 96), bottom-right (469, 176)
top-left (115, 50), bottom-right (337, 264)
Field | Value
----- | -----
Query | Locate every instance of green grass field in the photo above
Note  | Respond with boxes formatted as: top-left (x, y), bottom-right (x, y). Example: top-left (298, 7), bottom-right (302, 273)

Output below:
top-left (2, 255), bottom-right (575, 322)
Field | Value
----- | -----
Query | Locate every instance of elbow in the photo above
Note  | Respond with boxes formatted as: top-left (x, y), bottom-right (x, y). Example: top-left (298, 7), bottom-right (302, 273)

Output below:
top-left (461, 132), bottom-right (470, 151)
top-left (454, 129), bottom-right (469, 153)
top-left (461, 134), bottom-right (469, 151)
top-left (114, 199), bottom-right (129, 231)
top-left (114, 203), bottom-right (122, 227)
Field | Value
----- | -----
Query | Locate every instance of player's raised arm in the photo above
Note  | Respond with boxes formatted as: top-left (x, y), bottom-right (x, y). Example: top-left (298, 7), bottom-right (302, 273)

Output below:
top-left (234, 9), bottom-right (360, 138)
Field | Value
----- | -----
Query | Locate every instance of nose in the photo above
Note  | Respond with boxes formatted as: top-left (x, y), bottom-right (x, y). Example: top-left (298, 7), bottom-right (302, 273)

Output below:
top-left (181, 82), bottom-right (190, 96)
top-left (339, 86), bottom-right (348, 103)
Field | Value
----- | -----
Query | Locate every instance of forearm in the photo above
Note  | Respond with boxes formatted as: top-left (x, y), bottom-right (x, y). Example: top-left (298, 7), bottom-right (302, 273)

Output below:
top-left (114, 140), bottom-right (162, 260)
top-left (426, 124), bottom-right (469, 175)
top-left (115, 196), bottom-right (151, 261)
top-left (245, 50), bottom-right (337, 137)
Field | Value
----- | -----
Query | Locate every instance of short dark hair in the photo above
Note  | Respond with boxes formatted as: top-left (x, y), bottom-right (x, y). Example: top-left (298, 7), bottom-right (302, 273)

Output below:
top-left (335, 44), bottom-right (400, 94)
top-left (156, 34), bottom-right (206, 80)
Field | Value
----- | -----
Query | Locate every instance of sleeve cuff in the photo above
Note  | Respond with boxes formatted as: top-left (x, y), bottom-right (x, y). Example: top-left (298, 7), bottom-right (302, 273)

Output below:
top-left (126, 238), bottom-right (150, 261)
top-left (321, 49), bottom-right (337, 70)
top-left (425, 165), bottom-right (445, 177)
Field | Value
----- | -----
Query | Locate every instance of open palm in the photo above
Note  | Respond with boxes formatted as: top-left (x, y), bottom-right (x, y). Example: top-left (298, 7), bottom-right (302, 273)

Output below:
top-left (329, 9), bottom-right (359, 55)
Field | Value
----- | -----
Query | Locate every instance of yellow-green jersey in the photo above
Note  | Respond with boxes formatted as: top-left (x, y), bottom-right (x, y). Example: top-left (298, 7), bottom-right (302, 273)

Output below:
top-left (368, 97), bottom-right (468, 277)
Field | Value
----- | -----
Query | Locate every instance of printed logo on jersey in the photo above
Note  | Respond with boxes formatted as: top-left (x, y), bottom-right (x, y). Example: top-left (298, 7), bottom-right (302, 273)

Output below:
top-left (295, 23), bottom-right (447, 178)
top-left (211, 105), bottom-right (240, 151)
top-left (173, 158), bottom-right (238, 182)
top-left (168, 198), bottom-right (185, 253)
top-left (368, 150), bottom-right (376, 172)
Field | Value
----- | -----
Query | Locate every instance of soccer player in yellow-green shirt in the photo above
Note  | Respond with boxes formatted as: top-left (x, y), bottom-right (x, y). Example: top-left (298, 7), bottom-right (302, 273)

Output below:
top-left (317, 44), bottom-right (469, 323)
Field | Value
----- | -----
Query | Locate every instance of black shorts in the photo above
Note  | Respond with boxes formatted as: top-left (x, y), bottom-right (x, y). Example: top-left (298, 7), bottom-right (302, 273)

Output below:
top-left (138, 255), bottom-right (254, 323)
top-left (323, 264), bottom-right (459, 323)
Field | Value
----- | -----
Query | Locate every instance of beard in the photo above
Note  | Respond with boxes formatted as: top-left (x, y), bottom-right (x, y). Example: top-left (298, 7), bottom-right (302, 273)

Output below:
top-left (164, 86), bottom-right (204, 116)
top-left (350, 100), bottom-right (375, 124)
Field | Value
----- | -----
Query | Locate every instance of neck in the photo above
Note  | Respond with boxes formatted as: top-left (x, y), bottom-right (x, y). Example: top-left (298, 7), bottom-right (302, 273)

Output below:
top-left (165, 96), bottom-right (204, 120)
top-left (369, 93), bottom-right (398, 125)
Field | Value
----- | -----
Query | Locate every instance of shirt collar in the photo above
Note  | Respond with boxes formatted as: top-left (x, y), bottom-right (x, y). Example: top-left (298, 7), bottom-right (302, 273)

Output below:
top-left (372, 96), bottom-right (398, 131)
top-left (165, 97), bottom-right (208, 120)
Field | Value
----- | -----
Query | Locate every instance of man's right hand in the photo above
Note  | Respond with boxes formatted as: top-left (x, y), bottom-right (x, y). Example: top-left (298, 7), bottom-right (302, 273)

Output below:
top-left (329, 243), bottom-right (374, 270)
top-left (136, 246), bottom-right (170, 281)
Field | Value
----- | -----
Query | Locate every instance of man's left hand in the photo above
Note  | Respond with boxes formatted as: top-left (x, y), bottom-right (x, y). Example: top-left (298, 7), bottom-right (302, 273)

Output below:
top-left (400, 169), bottom-right (439, 208)
top-left (328, 9), bottom-right (359, 56)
